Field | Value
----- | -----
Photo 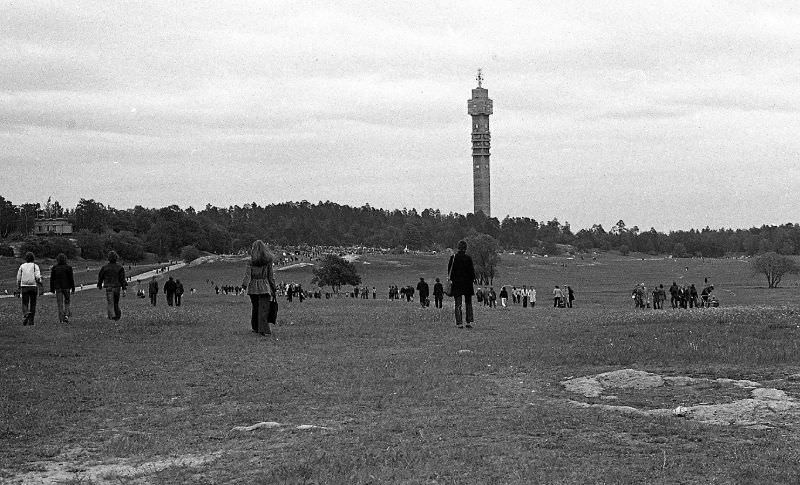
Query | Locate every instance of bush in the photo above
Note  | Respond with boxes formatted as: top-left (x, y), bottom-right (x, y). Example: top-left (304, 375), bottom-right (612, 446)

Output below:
top-left (20, 236), bottom-right (77, 259)
top-left (0, 243), bottom-right (14, 257)
top-left (180, 245), bottom-right (201, 263)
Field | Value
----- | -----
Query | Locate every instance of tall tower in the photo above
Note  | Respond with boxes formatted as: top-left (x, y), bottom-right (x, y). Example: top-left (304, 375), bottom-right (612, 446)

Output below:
top-left (468, 69), bottom-right (492, 217)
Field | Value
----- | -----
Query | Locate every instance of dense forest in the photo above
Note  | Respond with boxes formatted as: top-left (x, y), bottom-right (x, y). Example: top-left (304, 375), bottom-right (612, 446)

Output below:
top-left (1, 195), bottom-right (799, 260)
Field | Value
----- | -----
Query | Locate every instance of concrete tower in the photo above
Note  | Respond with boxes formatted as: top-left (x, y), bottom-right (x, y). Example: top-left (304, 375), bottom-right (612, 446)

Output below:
top-left (468, 69), bottom-right (492, 217)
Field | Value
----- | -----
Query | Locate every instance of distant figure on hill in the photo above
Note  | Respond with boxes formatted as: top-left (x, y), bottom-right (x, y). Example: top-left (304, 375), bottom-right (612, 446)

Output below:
top-left (164, 276), bottom-right (177, 306)
top-left (175, 279), bottom-right (184, 306)
top-left (416, 278), bottom-right (429, 307)
top-left (553, 285), bottom-right (563, 308)
top-left (50, 253), bottom-right (75, 324)
top-left (148, 277), bottom-right (159, 306)
top-left (499, 286), bottom-right (508, 307)
top-left (432, 278), bottom-right (444, 308)
top-left (487, 287), bottom-right (497, 308)
top-left (97, 251), bottom-right (127, 321)
top-left (17, 252), bottom-right (42, 326)
top-left (243, 240), bottom-right (277, 336)
top-left (447, 240), bottom-right (476, 329)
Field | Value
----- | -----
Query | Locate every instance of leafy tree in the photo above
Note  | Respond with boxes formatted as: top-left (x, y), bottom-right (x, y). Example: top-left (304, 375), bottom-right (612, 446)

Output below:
top-left (672, 243), bottom-right (688, 258)
top-left (180, 245), bottom-right (201, 263)
top-left (74, 230), bottom-right (105, 260)
top-left (466, 233), bottom-right (500, 285)
top-left (106, 231), bottom-right (145, 262)
top-left (311, 254), bottom-right (361, 293)
top-left (751, 252), bottom-right (799, 288)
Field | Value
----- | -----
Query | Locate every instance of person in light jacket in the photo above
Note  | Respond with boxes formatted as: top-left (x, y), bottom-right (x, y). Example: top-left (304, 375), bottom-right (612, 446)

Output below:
top-left (17, 252), bottom-right (42, 326)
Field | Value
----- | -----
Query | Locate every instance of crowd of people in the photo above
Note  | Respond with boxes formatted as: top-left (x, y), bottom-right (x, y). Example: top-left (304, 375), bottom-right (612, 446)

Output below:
top-left (12, 240), bottom-right (729, 333)
top-left (631, 282), bottom-right (718, 309)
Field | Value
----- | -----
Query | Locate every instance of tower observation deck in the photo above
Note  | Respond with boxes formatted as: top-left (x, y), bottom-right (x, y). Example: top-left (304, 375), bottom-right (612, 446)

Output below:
top-left (468, 69), bottom-right (492, 217)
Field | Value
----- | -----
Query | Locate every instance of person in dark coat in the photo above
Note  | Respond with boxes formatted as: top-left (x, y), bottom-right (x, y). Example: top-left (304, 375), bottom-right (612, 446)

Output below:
top-left (175, 279), bottom-right (184, 306)
top-left (432, 278), bottom-right (444, 308)
top-left (50, 253), bottom-right (75, 323)
top-left (148, 277), bottom-right (159, 306)
top-left (163, 276), bottom-right (178, 306)
top-left (97, 251), bottom-right (127, 321)
top-left (447, 240), bottom-right (476, 328)
top-left (416, 277), bottom-right (430, 307)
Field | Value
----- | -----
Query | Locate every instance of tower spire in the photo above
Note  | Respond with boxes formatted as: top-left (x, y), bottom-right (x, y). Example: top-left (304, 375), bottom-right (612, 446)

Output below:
top-left (476, 68), bottom-right (483, 88)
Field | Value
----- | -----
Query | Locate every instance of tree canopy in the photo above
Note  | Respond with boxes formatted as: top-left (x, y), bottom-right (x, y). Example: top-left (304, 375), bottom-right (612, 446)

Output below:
top-left (751, 252), bottom-right (799, 288)
top-left (311, 255), bottom-right (361, 293)
top-left (2, 195), bottom-right (800, 259)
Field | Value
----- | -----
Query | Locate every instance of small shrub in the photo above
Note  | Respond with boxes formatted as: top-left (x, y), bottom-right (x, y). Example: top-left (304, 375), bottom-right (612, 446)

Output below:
top-left (0, 243), bottom-right (14, 257)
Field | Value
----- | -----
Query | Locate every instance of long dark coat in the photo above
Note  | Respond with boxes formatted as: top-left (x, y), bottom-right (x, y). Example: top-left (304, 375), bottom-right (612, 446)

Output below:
top-left (447, 251), bottom-right (475, 297)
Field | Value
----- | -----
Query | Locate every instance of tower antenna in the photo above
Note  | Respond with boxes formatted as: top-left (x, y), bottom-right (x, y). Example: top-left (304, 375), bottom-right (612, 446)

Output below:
top-left (476, 68), bottom-right (483, 87)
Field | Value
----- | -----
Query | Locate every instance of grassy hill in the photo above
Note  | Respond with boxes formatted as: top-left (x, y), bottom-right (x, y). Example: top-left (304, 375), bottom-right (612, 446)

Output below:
top-left (1, 253), bottom-right (800, 483)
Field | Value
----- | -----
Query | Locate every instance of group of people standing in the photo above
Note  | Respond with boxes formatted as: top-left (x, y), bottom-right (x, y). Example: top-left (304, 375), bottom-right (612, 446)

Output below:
top-left (632, 282), bottom-right (717, 309)
top-left (142, 276), bottom-right (185, 306)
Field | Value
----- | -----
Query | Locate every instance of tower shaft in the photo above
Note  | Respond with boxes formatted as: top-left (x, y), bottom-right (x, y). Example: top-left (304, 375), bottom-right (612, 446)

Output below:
top-left (468, 82), bottom-right (493, 217)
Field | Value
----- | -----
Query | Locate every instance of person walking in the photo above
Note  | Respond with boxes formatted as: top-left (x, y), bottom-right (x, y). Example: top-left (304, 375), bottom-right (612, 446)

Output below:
top-left (148, 277), bottom-right (159, 306)
top-left (553, 285), bottom-right (563, 307)
top-left (447, 240), bottom-right (476, 329)
top-left (530, 287), bottom-right (536, 308)
top-left (432, 278), bottom-right (444, 308)
top-left (49, 253), bottom-right (75, 323)
top-left (567, 286), bottom-right (575, 308)
top-left (488, 287), bottom-right (497, 308)
top-left (163, 276), bottom-right (177, 306)
top-left (499, 286), bottom-right (508, 307)
top-left (416, 277), bottom-right (430, 307)
top-left (175, 279), bottom-right (184, 306)
top-left (97, 251), bottom-right (127, 321)
top-left (243, 240), bottom-right (277, 335)
top-left (17, 252), bottom-right (42, 326)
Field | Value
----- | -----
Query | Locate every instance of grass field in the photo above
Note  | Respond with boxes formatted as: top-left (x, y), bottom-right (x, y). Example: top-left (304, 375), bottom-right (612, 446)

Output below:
top-left (2, 252), bottom-right (800, 483)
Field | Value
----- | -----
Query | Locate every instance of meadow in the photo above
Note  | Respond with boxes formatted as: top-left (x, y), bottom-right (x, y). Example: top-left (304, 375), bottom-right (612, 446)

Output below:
top-left (2, 252), bottom-right (800, 484)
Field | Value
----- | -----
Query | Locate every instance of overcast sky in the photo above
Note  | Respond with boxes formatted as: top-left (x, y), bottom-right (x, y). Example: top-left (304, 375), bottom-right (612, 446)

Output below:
top-left (2, 1), bottom-right (798, 231)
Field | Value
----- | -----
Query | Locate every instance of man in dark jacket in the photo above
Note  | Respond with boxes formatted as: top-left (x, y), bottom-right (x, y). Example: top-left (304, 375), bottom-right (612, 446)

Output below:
top-left (97, 250), bottom-right (127, 320)
top-left (50, 252), bottom-right (75, 323)
top-left (163, 276), bottom-right (178, 306)
top-left (416, 277), bottom-right (430, 307)
top-left (148, 277), bottom-right (159, 306)
top-left (175, 279), bottom-right (184, 306)
top-left (447, 240), bottom-right (476, 328)
top-left (432, 278), bottom-right (444, 308)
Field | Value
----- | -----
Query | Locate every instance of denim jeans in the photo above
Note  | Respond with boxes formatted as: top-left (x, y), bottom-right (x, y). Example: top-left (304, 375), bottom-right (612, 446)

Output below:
top-left (105, 287), bottom-right (121, 319)
top-left (55, 289), bottom-right (71, 322)
top-left (20, 286), bottom-right (38, 324)
top-left (454, 294), bottom-right (473, 325)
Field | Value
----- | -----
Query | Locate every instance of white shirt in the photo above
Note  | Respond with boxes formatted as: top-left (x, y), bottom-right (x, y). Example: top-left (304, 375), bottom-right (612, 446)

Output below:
top-left (17, 262), bottom-right (41, 287)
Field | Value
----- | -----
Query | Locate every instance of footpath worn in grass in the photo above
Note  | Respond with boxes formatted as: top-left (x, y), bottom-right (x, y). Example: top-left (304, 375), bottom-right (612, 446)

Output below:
top-left (2, 256), bottom-right (800, 483)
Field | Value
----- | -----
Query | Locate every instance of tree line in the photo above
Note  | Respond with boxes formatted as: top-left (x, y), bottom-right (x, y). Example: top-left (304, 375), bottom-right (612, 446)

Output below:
top-left (1, 195), bottom-right (800, 260)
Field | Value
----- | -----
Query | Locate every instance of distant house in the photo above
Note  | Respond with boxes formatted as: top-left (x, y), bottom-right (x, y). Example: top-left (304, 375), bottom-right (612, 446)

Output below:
top-left (33, 218), bottom-right (73, 235)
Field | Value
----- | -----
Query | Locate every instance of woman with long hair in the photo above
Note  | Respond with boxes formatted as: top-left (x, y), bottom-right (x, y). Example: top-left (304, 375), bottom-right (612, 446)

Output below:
top-left (243, 240), bottom-right (277, 335)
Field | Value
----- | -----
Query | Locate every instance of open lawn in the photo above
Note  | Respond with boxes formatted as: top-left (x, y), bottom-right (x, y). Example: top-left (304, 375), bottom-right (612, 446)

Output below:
top-left (2, 253), bottom-right (800, 483)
